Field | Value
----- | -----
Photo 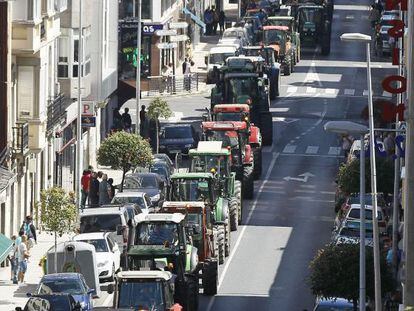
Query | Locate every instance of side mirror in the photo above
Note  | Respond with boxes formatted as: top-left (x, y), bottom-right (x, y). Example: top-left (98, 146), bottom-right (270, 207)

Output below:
top-left (26, 293), bottom-right (32, 297)
top-left (87, 288), bottom-right (95, 295)
top-left (107, 284), bottom-right (114, 294)
top-left (204, 55), bottom-right (208, 65)
top-left (127, 219), bottom-right (133, 227)
top-left (116, 225), bottom-right (123, 235)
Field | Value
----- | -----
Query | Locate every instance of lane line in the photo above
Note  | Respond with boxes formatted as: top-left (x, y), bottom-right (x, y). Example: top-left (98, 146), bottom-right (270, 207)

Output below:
top-left (287, 86), bottom-right (298, 93)
top-left (328, 147), bottom-right (342, 155)
top-left (206, 153), bottom-right (280, 311)
top-left (344, 89), bottom-right (355, 96)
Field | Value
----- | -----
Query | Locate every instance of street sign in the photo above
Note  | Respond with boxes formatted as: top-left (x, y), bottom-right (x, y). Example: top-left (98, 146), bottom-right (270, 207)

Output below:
top-left (169, 22), bottom-right (188, 29)
top-left (157, 42), bottom-right (178, 49)
top-left (155, 29), bottom-right (177, 36)
top-left (81, 116), bottom-right (96, 128)
top-left (142, 24), bottom-right (163, 35)
top-left (82, 102), bottom-right (95, 116)
top-left (169, 35), bottom-right (189, 42)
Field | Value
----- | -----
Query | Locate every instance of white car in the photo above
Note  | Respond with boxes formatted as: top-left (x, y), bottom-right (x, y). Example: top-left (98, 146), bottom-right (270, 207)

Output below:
top-left (73, 232), bottom-right (121, 282)
top-left (111, 191), bottom-right (154, 214)
top-left (222, 27), bottom-right (251, 45)
top-left (336, 204), bottom-right (387, 234)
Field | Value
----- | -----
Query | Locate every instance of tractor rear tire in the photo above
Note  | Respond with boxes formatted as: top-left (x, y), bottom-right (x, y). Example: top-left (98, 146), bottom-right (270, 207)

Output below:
top-left (284, 59), bottom-right (291, 76)
top-left (253, 147), bottom-right (262, 179)
top-left (203, 260), bottom-right (218, 296)
top-left (229, 197), bottom-right (239, 231)
top-left (243, 166), bottom-right (254, 200)
top-left (225, 222), bottom-right (231, 257)
top-left (270, 75), bottom-right (277, 100)
top-left (217, 226), bottom-right (225, 264)
top-left (234, 180), bottom-right (243, 225)
top-left (260, 113), bottom-right (273, 146)
top-left (175, 274), bottom-right (199, 311)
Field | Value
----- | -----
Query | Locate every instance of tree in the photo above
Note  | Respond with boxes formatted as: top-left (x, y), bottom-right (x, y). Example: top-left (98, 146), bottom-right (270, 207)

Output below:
top-left (147, 97), bottom-right (172, 153)
top-left (337, 157), bottom-right (394, 195)
top-left (38, 187), bottom-right (77, 273)
top-left (97, 131), bottom-right (153, 191)
top-left (309, 243), bottom-right (394, 309)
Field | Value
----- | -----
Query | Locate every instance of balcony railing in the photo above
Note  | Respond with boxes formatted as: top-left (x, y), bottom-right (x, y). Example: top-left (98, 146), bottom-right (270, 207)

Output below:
top-left (12, 122), bottom-right (29, 154)
top-left (47, 93), bottom-right (67, 132)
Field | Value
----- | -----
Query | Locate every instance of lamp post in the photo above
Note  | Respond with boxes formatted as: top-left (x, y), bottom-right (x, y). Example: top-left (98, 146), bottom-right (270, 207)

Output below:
top-left (324, 121), bottom-right (368, 311)
top-left (135, 0), bottom-right (142, 135)
top-left (76, 0), bottom-right (83, 215)
top-left (340, 33), bottom-right (381, 311)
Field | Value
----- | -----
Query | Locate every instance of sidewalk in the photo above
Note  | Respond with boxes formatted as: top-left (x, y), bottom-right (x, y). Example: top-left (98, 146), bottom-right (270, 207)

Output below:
top-left (0, 232), bottom-right (72, 311)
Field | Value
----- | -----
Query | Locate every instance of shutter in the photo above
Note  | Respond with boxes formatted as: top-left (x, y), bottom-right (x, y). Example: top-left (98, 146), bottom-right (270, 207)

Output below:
top-left (17, 66), bottom-right (34, 118)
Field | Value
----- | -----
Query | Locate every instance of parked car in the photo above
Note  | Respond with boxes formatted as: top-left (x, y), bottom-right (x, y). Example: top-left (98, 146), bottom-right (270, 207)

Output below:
top-left (153, 153), bottom-right (174, 169)
top-left (17, 294), bottom-right (81, 311)
top-left (73, 232), bottom-right (121, 282)
top-left (123, 172), bottom-right (166, 205)
top-left (111, 191), bottom-right (153, 213)
top-left (222, 27), bottom-right (251, 45)
top-left (159, 124), bottom-right (199, 156)
top-left (335, 204), bottom-right (387, 234)
top-left (33, 273), bottom-right (94, 310)
top-left (150, 159), bottom-right (173, 185)
top-left (313, 297), bottom-right (354, 310)
top-left (332, 219), bottom-right (374, 247)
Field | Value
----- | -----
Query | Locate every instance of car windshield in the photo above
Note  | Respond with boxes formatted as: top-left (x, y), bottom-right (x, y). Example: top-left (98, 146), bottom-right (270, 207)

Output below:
top-left (191, 155), bottom-right (226, 175)
top-left (78, 239), bottom-right (108, 252)
top-left (349, 194), bottom-right (386, 207)
top-left (223, 30), bottom-right (240, 38)
top-left (136, 222), bottom-right (178, 245)
top-left (209, 52), bottom-right (234, 65)
top-left (263, 29), bottom-right (285, 45)
top-left (38, 279), bottom-right (85, 295)
top-left (124, 175), bottom-right (158, 188)
top-left (163, 126), bottom-right (192, 139)
top-left (118, 281), bottom-right (164, 310)
top-left (299, 7), bottom-right (322, 25)
top-left (150, 165), bottom-right (168, 179)
top-left (80, 215), bottom-right (122, 233)
top-left (348, 209), bottom-right (383, 221)
top-left (269, 20), bottom-right (289, 28)
top-left (205, 130), bottom-right (239, 148)
top-left (187, 213), bottom-right (202, 226)
top-left (339, 228), bottom-right (374, 239)
top-left (215, 112), bottom-right (244, 121)
top-left (112, 195), bottom-right (145, 208)
top-left (227, 77), bottom-right (258, 100)
top-left (171, 179), bottom-right (210, 202)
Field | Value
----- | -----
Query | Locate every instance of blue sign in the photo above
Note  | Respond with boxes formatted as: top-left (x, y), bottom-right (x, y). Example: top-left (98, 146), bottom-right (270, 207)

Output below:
top-left (357, 134), bottom-right (405, 159)
top-left (81, 116), bottom-right (96, 128)
top-left (142, 24), bottom-right (163, 35)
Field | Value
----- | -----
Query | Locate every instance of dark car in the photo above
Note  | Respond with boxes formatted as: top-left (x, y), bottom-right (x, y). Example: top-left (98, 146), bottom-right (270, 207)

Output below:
top-left (159, 124), bottom-right (199, 156)
top-left (123, 172), bottom-right (166, 205)
top-left (17, 294), bottom-right (80, 311)
top-left (154, 153), bottom-right (175, 170)
top-left (34, 273), bottom-right (94, 311)
top-left (150, 159), bottom-right (173, 185)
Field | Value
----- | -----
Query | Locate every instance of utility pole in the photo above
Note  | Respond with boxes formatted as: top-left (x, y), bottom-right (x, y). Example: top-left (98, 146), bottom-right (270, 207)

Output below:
top-left (403, 0), bottom-right (414, 307)
top-left (76, 0), bottom-right (83, 212)
top-left (135, 0), bottom-right (141, 135)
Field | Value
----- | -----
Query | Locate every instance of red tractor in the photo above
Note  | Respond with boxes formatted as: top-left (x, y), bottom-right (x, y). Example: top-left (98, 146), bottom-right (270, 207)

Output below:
top-left (201, 121), bottom-right (255, 199)
top-left (210, 104), bottom-right (262, 179)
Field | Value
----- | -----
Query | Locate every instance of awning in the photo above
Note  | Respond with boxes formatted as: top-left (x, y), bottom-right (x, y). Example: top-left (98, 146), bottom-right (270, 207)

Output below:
top-left (0, 234), bottom-right (13, 264)
top-left (183, 7), bottom-right (206, 32)
top-left (0, 166), bottom-right (16, 204)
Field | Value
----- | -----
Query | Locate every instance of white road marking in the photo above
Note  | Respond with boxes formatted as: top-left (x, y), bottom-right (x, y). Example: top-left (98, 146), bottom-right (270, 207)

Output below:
top-left (287, 86), bottom-right (298, 93)
top-left (282, 145), bottom-right (297, 153)
top-left (305, 146), bottom-right (319, 154)
top-left (279, 153), bottom-right (343, 158)
top-left (306, 87), bottom-right (316, 93)
top-left (382, 91), bottom-right (392, 97)
top-left (102, 293), bottom-right (113, 307)
top-left (363, 90), bottom-right (369, 96)
top-left (328, 147), bottom-right (342, 155)
top-left (325, 88), bottom-right (339, 95)
top-left (345, 15), bottom-right (355, 19)
top-left (270, 107), bottom-right (290, 112)
top-left (344, 89), bottom-right (355, 96)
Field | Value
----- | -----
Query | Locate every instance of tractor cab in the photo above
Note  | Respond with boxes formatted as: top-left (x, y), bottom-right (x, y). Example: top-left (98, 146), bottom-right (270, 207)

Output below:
top-left (169, 173), bottom-right (218, 205)
top-left (262, 25), bottom-right (290, 58)
top-left (212, 104), bottom-right (250, 124)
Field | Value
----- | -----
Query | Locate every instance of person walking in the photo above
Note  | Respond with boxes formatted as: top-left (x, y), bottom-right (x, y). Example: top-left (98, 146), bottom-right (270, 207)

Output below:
top-left (18, 235), bottom-right (30, 283)
top-left (161, 65), bottom-right (169, 94)
top-left (204, 8), bottom-right (213, 35)
top-left (21, 216), bottom-right (36, 250)
top-left (369, 4), bottom-right (380, 28)
top-left (140, 105), bottom-right (147, 136)
top-left (99, 174), bottom-right (111, 206)
top-left (107, 178), bottom-right (116, 200)
top-left (88, 172), bottom-right (100, 207)
top-left (212, 7), bottom-right (219, 35)
top-left (183, 58), bottom-right (191, 91)
top-left (8, 235), bottom-right (18, 283)
top-left (219, 10), bottom-right (226, 35)
top-left (113, 108), bottom-right (123, 131)
top-left (122, 108), bottom-right (132, 132)
top-left (81, 169), bottom-right (91, 207)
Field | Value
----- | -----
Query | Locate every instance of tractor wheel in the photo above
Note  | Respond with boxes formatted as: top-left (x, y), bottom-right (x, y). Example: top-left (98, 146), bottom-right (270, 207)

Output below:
top-left (297, 45), bottom-right (301, 63)
top-left (229, 197), bottom-right (239, 231)
top-left (284, 58), bottom-right (291, 76)
top-left (225, 221), bottom-right (231, 257)
top-left (260, 113), bottom-right (273, 146)
top-left (217, 226), bottom-right (225, 264)
top-left (212, 227), bottom-right (219, 259)
top-left (290, 55), bottom-right (295, 72)
top-left (234, 180), bottom-right (243, 225)
top-left (175, 274), bottom-right (199, 311)
top-left (253, 147), bottom-right (262, 179)
top-left (243, 166), bottom-right (254, 200)
top-left (270, 75), bottom-right (277, 100)
top-left (203, 260), bottom-right (218, 296)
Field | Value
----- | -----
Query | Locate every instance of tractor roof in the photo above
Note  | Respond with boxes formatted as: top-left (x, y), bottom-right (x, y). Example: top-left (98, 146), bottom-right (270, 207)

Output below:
top-left (213, 104), bottom-right (250, 112)
top-left (298, 4), bottom-right (324, 9)
top-left (263, 25), bottom-right (289, 31)
top-left (117, 270), bottom-right (172, 281)
top-left (202, 121), bottom-right (248, 131)
top-left (188, 141), bottom-right (230, 156)
top-left (268, 16), bottom-right (294, 21)
top-left (171, 172), bottom-right (214, 180)
top-left (135, 213), bottom-right (185, 224)
top-left (162, 201), bottom-right (205, 209)
top-left (242, 46), bottom-right (263, 50)
top-left (224, 72), bottom-right (259, 79)
top-left (209, 45), bottom-right (237, 54)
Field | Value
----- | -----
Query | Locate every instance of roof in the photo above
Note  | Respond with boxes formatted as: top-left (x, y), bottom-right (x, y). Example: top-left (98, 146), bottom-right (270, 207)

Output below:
top-left (73, 232), bottom-right (108, 240)
top-left (41, 273), bottom-right (82, 280)
top-left (171, 172), bottom-right (213, 179)
top-left (224, 72), bottom-right (259, 79)
top-left (268, 16), bottom-right (294, 21)
top-left (349, 204), bottom-right (374, 210)
top-left (263, 25), bottom-right (289, 31)
top-left (214, 104), bottom-right (250, 112)
top-left (189, 141), bottom-right (230, 156)
top-left (116, 270), bottom-right (173, 281)
top-left (209, 45), bottom-right (237, 53)
top-left (202, 121), bottom-right (248, 131)
top-left (113, 191), bottom-right (146, 198)
top-left (0, 166), bottom-right (15, 193)
top-left (162, 201), bottom-right (205, 209)
top-left (80, 207), bottom-right (125, 216)
top-left (135, 213), bottom-right (185, 224)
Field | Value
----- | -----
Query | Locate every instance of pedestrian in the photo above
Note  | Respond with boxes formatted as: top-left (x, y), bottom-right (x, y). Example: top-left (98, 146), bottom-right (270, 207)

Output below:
top-left (21, 215), bottom-right (36, 250)
top-left (384, 133), bottom-right (395, 156)
top-left (8, 235), bottom-right (18, 283)
top-left (107, 178), bottom-right (116, 200)
top-left (88, 172), bottom-right (100, 207)
top-left (18, 235), bottom-right (30, 283)
top-left (212, 7), bottom-right (219, 35)
top-left (183, 58), bottom-right (191, 91)
top-left (161, 65), bottom-right (169, 94)
top-left (113, 108), bottom-right (123, 131)
top-left (81, 169), bottom-right (91, 207)
top-left (219, 10), bottom-right (226, 35)
top-left (122, 108), bottom-right (132, 132)
top-left (140, 105), bottom-right (147, 136)
top-left (99, 174), bottom-right (111, 206)
top-left (204, 8), bottom-right (213, 35)
top-left (369, 4), bottom-right (380, 28)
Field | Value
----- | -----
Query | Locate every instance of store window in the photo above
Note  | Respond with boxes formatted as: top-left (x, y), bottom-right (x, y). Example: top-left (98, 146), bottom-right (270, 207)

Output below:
top-left (58, 37), bottom-right (69, 78)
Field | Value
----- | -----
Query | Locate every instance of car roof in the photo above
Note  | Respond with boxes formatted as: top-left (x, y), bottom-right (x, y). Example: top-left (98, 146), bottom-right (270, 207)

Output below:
top-left (163, 124), bottom-right (192, 129)
top-left (349, 204), bottom-right (374, 210)
top-left (135, 213), bottom-right (185, 224)
top-left (41, 273), bottom-right (82, 280)
top-left (117, 270), bottom-right (173, 281)
top-left (126, 172), bottom-right (160, 178)
top-left (263, 25), bottom-right (289, 31)
top-left (171, 172), bottom-right (213, 179)
top-left (162, 201), bottom-right (205, 209)
top-left (114, 191), bottom-right (146, 197)
top-left (268, 16), bottom-right (294, 20)
top-left (209, 46), bottom-right (237, 53)
top-left (316, 297), bottom-right (353, 307)
top-left (73, 232), bottom-right (108, 240)
top-left (80, 207), bottom-right (125, 216)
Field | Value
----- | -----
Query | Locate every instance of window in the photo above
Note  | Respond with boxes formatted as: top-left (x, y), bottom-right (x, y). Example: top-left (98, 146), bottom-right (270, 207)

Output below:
top-left (161, 0), bottom-right (173, 14)
top-left (103, 0), bottom-right (109, 69)
top-left (140, 0), bottom-right (151, 19)
top-left (73, 38), bottom-right (79, 77)
top-left (72, 29), bottom-right (91, 78)
top-left (58, 37), bottom-right (69, 78)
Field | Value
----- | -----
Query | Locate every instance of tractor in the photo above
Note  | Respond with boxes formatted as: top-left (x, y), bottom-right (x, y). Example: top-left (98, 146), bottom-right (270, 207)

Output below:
top-left (161, 201), bottom-right (219, 295)
top-left (188, 141), bottom-right (243, 230)
top-left (128, 213), bottom-right (199, 311)
top-left (201, 121), bottom-right (255, 200)
top-left (210, 56), bottom-right (273, 146)
top-left (168, 172), bottom-right (230, 265)
top-left (262, 25), bottom-right (295, 75)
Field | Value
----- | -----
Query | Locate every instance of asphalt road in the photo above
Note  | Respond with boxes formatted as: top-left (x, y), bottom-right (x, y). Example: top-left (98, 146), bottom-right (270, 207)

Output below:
top-left (98, 0), bottom-right (397, 309)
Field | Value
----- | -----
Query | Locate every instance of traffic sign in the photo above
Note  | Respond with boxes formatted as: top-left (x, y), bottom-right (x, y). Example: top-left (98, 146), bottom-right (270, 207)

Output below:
top-left (169, 22), bottom-right (188, 29)
top-left (155, 29), bottom-right (177, 36)
top-left (82, 102), bottom-right (95, 116)
top-left (169, 35), bottom-right (189, 42)
top-left (157, 42), bottom-right (178, 49)
top-left (81, 116), bottom-right (96, 127)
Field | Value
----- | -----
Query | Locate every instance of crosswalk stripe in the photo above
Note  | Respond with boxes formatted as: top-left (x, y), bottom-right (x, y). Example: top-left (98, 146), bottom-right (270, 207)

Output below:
top-left (305, 146), bottom-right (319, 154)
top-left (325, 88), bottom-right (339, 95)
top-left (328, 147), bottom-right (342, 155)
top-left (306, 87), bottom-right (316, 94)
top-left (382, 91), bottom-right (392, 97)
top-left (344, 89), bottom-right (355, 96)
top-left (270, 107), bottom-right (289, 112)
top-left (287, 86), bottom-right (298, 93)
top-left (363, 90), bottom-right (369, 96)
top-left (283, 145), bottom-right (297, 153)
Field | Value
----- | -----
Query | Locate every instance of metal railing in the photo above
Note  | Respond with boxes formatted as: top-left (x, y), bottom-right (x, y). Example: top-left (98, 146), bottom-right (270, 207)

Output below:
top-left (47, 93), bottom-right (67, 132)
top-left (146, 73), bottom-right (206, 97)
top-left (12, 122), bottom-right (29, 154)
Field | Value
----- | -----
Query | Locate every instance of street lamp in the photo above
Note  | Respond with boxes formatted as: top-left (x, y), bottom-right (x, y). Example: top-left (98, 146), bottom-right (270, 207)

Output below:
top-left (340, 32), bottom-right (382, 311)
top-left (324, 121), bottom-right (368, 311)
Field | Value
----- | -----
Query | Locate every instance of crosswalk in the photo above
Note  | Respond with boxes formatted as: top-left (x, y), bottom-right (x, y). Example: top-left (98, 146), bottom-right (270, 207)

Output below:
top-left (283, 86), bottom-right (393, 98)
top-left (278, 144), bottom-right (343, 157)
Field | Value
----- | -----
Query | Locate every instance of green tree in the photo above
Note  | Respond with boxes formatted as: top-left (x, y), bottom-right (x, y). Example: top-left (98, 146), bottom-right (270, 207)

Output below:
top-left (309, 243), bottom-right (394, 309)
top-left (147, 97), bottom-right (172, 153)
top-left (337, 157), bottom-right (394, 195)
top-left (38, 187), bottom-right (77, 273)
top-left (97, 131), bottom-right (153, 191)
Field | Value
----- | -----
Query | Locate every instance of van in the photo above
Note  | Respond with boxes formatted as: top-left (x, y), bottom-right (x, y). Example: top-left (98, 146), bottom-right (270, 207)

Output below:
top-left (206, 45), bottom-right (237, 83)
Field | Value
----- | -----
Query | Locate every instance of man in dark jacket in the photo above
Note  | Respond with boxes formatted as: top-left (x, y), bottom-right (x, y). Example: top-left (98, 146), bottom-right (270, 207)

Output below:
top-left (88, 172), bottom-right (100, 207)
top-left (122, 108), bottom-right (132, 132)
top-left (21, 215), bottom-right (37, 249)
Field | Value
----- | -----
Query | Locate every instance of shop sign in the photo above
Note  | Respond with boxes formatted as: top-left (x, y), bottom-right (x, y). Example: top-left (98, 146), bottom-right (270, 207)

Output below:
top-left (142, 24), bottom-right (163, 35)
top-left (81, 116), bottom-right (96, 128)
top-left (169, 35), bottom-right (190, 42)
top-left (155, 29), bottom-right (177, 36)
top-left (157, 42), bottom-right (178, 49)
top-left (82, 102), bottom-right (95, 116)
top-left (169, 22), bottom-right (189, 29)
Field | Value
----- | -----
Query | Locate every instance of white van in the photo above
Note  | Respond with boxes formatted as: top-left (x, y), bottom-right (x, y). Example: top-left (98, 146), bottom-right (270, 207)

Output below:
top-left (206, 45), bottom-right (237, 83)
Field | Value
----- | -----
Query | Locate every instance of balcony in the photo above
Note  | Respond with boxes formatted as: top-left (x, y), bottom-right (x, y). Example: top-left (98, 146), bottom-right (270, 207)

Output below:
top-left (47, 93), bottom-right (68, 132)
top-left (12, 122), bottom-right (29, 155)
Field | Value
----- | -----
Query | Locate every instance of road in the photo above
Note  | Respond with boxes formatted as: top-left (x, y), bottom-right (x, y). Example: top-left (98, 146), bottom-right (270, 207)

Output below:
top-left (97, 0), bottom-right (397, 309)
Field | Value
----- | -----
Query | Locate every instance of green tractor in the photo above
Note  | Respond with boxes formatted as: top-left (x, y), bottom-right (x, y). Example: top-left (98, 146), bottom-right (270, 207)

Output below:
top-left (188, 141), bottom-right (242, 231)
top-left (168, 172), bottom-right (231, 265)
top-left (128, 213), bottom-right (199, 311)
